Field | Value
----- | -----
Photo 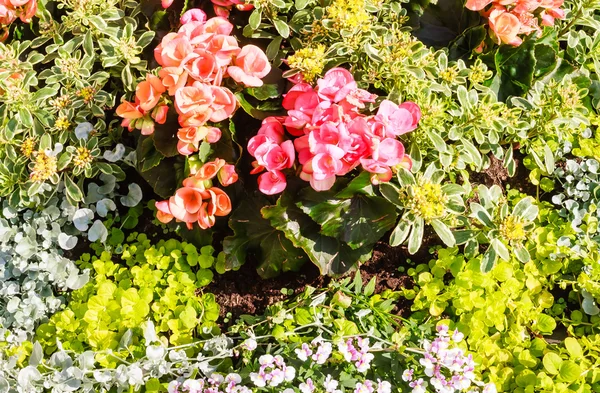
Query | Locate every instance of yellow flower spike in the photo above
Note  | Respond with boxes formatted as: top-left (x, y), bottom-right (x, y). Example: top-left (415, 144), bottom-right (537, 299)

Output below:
top-left (54, 115), bottom-right (71, 132)
top-left (499, 215), bottom-right (527, 243)
top-left (30, 151), bottom-right (58, 182)
top-left (20, 137), bottom-right (36, 158)
top-left (409, 182), bottom-right (448, 222)
top-left (73, 146), bottom-right (93, 168)
top-left (287, 45), bottom-right (327, 83)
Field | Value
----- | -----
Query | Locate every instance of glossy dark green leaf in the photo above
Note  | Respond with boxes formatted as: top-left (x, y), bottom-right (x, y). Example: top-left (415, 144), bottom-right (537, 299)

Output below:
top-left (223, 197), bottom-right (308, 277)
top-left (263, 193), bottom-right (370, 275)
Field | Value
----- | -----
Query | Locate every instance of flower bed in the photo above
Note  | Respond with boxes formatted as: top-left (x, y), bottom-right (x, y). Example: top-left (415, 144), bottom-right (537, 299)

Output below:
top-left (1, 0), bottom-right (600, 392)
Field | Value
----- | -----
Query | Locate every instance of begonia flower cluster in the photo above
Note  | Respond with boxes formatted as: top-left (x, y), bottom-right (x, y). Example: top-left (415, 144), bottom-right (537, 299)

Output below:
top-left (0, 0), bottom-right (36, 41)
top-left (155, 158), bottom-right (238, 230)
top-left (466, 0), bottom-right (564, 46)
top-left (402, 326), bottom-right (497, 393)
top-left (116, 9), bottom-right (271, 156)
top-left (248, 67), bottom-right (420, 194)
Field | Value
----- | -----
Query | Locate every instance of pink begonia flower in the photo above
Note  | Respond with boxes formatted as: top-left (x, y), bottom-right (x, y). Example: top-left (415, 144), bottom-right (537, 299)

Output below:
top-left (311, 152), bottom-right (344, 181)
top-left (282, 83), bottom-right (314, 110)
top-left (284, 109), bottom-right (312, 132)
top-left (258, 170), bottom-right (287, 194)
top-left (213, 5), bottom-right (231, 17)
top-left (293, 135), bottom-right (311, 165)
top-left (317, 67), bottom-right (357, 103)
top-left (255, 140), bottom-right (296, 172)
top-left (375, 100), bottom-right (420, 137)
top-left (161, 0), bottom-right (173, 7)
top-left (372, 138), bottom-right (406, 167)
top-left (227, 45), bottom-right (271, 87)
top-left (136, 74), bottom-right (166, 111)
top-left (488, 7), bottom-right (523, 45)
top-left (258, 117), bottom-right (286, 142)
top-left (539, 0), bottom-right (565, 25)
top-left (180, 9), bottom-right (207, 25)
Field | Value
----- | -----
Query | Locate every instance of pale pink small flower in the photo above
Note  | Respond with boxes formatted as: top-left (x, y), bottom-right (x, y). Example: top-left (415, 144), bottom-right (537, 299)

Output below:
top-left (295, 343), bottom-right (313, 361)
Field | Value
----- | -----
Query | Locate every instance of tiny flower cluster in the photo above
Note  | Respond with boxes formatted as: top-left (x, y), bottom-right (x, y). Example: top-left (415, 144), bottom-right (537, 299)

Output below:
top-left (403, 326), bottom-right (497, 393)
top-left (155, 158), bottom-right (237, 230)
top-left (0, 0), bottom-right (37, 41)
top-left (294, 336), bottom-right (333, 364)
top-left (168, 373), bottom-right (251, 393)
top-left (250, 354), bottom-right (296, 387)
top-left (117, 9), bottom-right (271, 155)
top-left (337, 337), bottom-right (375, 373)
top-left (466, 0), bottom-right (564, 46)
top-left (248, 68), bottom-right (420, 194)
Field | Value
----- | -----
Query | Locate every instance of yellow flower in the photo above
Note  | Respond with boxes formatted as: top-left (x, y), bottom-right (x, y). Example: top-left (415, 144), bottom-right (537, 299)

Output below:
top-left (73, 147), bottom-right (93, 168)
top-left (407, 182), bottom-right (448, 222)
top-left (54, 115), bottom-right (71, 132)
top-left (77, 87), bottom-right (96, 104)
top-left (30, 151), bottom-right (57, 182)
top-left (49, 95), bottom-right (72, 111)
top-left (499, 215), bottom-right (526, 242)
top-left (440, 66), bottom-right (459, 84)
top-left (287, 45), bottom-right (327, 83)
top-left (468, 60), bottom-right (492, 85)
top-left (326, 0), bottom-right (372, 32)
top-left (21, 137), bottom-right (36, 158)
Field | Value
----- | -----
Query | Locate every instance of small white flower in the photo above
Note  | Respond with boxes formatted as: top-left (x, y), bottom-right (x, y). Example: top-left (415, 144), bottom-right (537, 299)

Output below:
top-left (295, 343), bottom-right (313, 361)
top-left (241, 338), bottom-right (257, 351)
top-left (284, 366), bottom-right (296, 381)
top-left (376, 379), bottom-right (391, 393)
top-left (483, 383), bottom-right (498, 393)
top-left (323, 375), bottom-right (339, 393)
top-left (259, 354), bottom-right (274, 366)
top-left (452, 329), bottom-right (464, 343)
top-left (299, 378), bottom-right (316, 393)
top-left (250, 372), bottom-right (266, 387)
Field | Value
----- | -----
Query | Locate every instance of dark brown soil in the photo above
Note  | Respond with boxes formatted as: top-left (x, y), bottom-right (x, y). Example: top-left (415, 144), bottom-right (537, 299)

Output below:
top-left (207, 235), bottom-right (438, 325)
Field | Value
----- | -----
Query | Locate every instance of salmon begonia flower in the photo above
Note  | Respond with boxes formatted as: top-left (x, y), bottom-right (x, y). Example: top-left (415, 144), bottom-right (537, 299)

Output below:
top-left (136, 74), bottom-right (166, 111)
top-left (488, 8), bottom-right (523, 46)
top-left (227, 45), bottom-right (271, 87)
